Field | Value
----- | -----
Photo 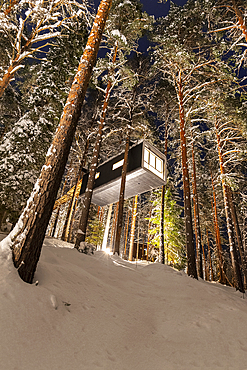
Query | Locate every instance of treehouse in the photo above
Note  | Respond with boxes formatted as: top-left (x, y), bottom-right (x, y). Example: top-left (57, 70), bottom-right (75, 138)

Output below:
top-left (80, 140), bottom-right (167, 206)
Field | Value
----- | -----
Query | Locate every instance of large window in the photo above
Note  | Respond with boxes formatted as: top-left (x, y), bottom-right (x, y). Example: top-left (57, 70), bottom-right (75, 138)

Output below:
top-left (112, 159), bottom-right (124, 171)
top-left (143, 147), bottom-right (164, 179)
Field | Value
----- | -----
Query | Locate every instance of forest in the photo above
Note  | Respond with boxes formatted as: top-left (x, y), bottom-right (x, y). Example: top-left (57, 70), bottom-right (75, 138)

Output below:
top-left (0, 0), bottom-right (247, 293)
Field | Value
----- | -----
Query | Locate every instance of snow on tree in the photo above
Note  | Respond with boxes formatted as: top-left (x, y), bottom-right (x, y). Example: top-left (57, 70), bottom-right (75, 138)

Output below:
top-left (0, 0), bottom-right (92, 97)
top-left (0, 0), bottom-right (113, 284)
top-left (0, 16), bottom-right (88, 228)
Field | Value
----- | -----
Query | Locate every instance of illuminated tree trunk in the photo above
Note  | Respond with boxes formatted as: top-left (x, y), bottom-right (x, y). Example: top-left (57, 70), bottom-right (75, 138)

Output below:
top-left (114, 134), bottom-right (130, 255)
top-left (110, 203), bottom-right (118, 252)
top-left (177, 75), bottom-right (197, 278)
top-left (160, 110), bottom-right (168, 264)
top-left (74, 42), bottom-right (118, 249)
top-left (206, 229), bottom-right (214, 282)
top-left (146, 207), bottom-right (152, 262)
top-left (160, 185), bottom-right (165, 264)
top-left (227, 187), bottom-right (247, 288)
top-left (215, 119), bottom-right (244, 292)
top-left (102, 204), bottom-right (113, 251)
top-left (191, 135), bottom-right (203, 278)
top-left (129, 195), bottom-right (138, 261)
top-left (123, 208), bottom-right (130, 257)
top-left (211, 175), bottom-right (225, 284)
top-left (62, 138), bottom-right (89, 241)
top-left (9, 0), bottom-right (112, 283)
top-left (232, 0), bottom-right (247, 43)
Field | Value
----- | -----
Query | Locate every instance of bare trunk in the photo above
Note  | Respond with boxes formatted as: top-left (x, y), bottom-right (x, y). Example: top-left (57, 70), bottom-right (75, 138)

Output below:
top-left (206, 229), bottom-right (214, 282)
top-left (178, 76), bottom-right (197, 278)
top-left (110, 203), bottom-right (118, 252)
top-left (114, 134), bottom-right (130, 254)
top-left (215, 119), bottom-right (244, 292)
top-left (191, 135), bottom-right (203, 278)
top-left (9, 0), bottom-right (112, 283)
top-left (227, 188), bottom-right (247, 287)
top-left (62, 138), bottom-right (89, 241)
top-left (102, 204), bottom-right (113, 251)
top-left (128, 195), bottom-right (138, 261)
top-left (211, 175), bottom-right (226, 284)
top-left (160, 185), bottom-right (165, 264)
top-left (123, 208), bottom-right (130, 258)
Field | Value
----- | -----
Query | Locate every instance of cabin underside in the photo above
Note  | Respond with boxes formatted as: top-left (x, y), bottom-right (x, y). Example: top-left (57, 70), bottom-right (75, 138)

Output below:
top-left (91, 168), bottom-right (165, 206)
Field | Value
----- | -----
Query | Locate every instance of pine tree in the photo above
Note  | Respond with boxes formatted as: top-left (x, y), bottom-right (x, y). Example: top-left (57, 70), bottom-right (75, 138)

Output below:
top-left (1, 0), bottom-right (113, 284)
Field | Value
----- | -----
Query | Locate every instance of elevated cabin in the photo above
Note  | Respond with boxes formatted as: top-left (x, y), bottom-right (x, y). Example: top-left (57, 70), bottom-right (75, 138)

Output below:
top-left (80, 140), bottom-right (167, 206)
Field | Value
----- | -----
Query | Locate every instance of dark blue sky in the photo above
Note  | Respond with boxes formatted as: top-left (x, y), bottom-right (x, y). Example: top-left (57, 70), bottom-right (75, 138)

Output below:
top-left (94, 0), bottom-right (188, 18)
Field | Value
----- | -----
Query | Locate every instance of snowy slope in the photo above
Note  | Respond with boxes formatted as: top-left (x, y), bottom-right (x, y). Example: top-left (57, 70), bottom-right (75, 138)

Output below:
top-left (0, 235), bottom-right (247, 370)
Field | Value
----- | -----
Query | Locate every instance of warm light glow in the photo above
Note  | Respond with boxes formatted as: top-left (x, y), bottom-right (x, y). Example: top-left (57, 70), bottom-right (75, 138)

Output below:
top-left (144, 147), bottom-right (164, 179)
top-left (105, 247), bottom-right (113, 255)
top-left (95, 172), bottom-right (100, 179)
top-left (112, 159), bottom-right (124, 170)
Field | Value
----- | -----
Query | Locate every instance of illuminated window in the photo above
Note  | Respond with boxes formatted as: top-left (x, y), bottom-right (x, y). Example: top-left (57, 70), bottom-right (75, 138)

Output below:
top-left (144, 147), bottom-right (164, 179)
top-left (156, 157), bottom-right (162, 173)
top-left (95, 172), bottom-right (100, 179)
top-left (112, 159), bottom-right (124, 170)
top-left (150, 152), bottom-right (156, 168)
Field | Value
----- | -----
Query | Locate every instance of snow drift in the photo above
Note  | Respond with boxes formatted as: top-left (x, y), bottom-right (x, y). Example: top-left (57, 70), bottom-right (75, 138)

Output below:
top-left (0, 235), bottom-right (247, 370)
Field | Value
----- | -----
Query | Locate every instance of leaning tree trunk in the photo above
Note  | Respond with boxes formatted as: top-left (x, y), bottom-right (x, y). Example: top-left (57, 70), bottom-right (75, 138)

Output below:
top-left (74, 42), bottom-right (118, 249)
top-left (215, 118), bottom-right (244, 292)
top-left (114, 133), bottom-right (130, 255)
top-left (4, 0), bottom-right (112, 284)
top-left (177, 75), bottom-right (197, 278)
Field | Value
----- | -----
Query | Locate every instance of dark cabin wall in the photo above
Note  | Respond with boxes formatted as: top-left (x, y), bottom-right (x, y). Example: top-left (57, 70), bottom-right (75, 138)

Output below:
top-left (80, 142), bottom-right (143, 194)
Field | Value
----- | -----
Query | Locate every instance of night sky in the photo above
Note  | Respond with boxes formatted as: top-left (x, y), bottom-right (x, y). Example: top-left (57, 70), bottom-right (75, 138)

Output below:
top-left (94, 0), bottom-right (189, 18)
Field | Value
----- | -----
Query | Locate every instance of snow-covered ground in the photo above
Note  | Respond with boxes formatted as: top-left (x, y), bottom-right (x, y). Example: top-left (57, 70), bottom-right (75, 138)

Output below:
top-left (1, 233), bottom-right (247, 370)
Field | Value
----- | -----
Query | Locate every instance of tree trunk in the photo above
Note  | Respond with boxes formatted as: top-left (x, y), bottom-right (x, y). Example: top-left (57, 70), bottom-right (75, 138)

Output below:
top-left (102, 204), bottom-right (113, 251)
top-left (160, 114), bottom-right (168, 265)
top-left (146, 206), bottom-right (152, 262)
top-left (160, 185), bottom-right (165, 264)
top-left (123, 208), bottom-right (130, 258)
top-left (62, 138), bottom-right (89, 241)
top-left (128, 195), bottom-right (138, 261)
top-left (114, 134), bottom-right (130, 255)
top-left (206, 229), bottom-right (214, 282)
top-left (191, 134), bottom-right (203, 278)
top-left (7, 0), bottom-right (112, 283)
top-left (74, 42), bottom-right (118, 249)
top-left (110, 203), bottom-right (119, 252)
top-left (211, 175), bottom-right (226, 284)
top-left (177, 75), bottom-right (197, 278)
top-left (215, 119), bottom-right (244, 292)
top-left (227, 187), bottom-right (247, 287)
